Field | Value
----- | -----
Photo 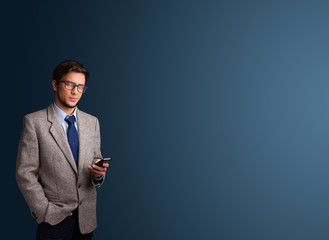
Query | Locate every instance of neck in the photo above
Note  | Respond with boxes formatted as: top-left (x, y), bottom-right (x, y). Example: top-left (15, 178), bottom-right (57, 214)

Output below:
top-left (54, 100), bottom-right (76, 115)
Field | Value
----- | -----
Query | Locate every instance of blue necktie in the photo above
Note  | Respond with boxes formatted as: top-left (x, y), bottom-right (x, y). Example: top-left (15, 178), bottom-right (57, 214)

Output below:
top-left (65, 115), bottom-right (79, 165)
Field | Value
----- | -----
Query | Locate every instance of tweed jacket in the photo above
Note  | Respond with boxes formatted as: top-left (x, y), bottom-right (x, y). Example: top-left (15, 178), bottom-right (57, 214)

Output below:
top-left (16, 104), bottom-right (104, 234)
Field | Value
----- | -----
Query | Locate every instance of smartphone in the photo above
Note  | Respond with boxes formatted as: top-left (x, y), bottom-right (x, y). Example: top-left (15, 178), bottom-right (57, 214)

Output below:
top-left (94, 157), bottom-right (112, 167)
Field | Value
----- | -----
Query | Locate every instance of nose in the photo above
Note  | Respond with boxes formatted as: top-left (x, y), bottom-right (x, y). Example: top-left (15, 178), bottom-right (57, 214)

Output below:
top-left (71, 86), bottom-right (79, 94)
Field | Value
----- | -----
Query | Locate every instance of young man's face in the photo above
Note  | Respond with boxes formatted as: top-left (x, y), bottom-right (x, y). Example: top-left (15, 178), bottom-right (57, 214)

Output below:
top-left (52, 72), bottom-right (86, 114)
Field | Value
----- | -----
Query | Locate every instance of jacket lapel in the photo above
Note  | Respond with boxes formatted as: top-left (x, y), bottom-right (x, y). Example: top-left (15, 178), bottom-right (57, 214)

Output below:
top-left (76, 109), bottom-right (90, 172)
top-left (47, 104), bottom-right (78, 174)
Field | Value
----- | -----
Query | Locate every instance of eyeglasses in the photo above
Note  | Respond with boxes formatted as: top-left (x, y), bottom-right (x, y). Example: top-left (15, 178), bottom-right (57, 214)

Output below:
top-left (58, 80), bottom-right (88, 93)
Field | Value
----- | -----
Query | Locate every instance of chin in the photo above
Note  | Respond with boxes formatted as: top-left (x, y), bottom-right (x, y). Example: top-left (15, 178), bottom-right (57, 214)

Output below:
top-left (64, 102), bottom-right (77, 109)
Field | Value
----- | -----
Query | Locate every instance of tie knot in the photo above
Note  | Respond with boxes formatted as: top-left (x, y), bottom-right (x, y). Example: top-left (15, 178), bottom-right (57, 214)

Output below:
top-left (65, 115), bottom-right (76, 125)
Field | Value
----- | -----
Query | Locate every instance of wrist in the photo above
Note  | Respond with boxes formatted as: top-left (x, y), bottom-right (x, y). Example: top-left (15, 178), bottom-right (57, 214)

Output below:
top-left (93, 175), bottom-right (103, 180)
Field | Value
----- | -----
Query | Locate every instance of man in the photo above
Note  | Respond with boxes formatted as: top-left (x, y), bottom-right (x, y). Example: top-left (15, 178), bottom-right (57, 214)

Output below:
top-left (16, 60), bottom-right (109, 240)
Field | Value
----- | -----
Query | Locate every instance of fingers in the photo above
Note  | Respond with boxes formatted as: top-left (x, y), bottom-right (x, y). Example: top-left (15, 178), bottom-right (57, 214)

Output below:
top-left (100, 163), bottom-right (109, 168)
top-left (88, 159), bottom-right (110, 178)
top-left (91, 165), bottom-right (107, 174)
top-left (94, 158), bottom-right (101, 164)
top-left (88, 165), bottom-right (105, 178)
top-left (92, 162), bottom-right (109, 171)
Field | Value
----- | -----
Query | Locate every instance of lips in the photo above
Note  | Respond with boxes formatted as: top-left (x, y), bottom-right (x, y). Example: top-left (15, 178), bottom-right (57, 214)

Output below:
top-left (69, 97), bottom-right (78, 102)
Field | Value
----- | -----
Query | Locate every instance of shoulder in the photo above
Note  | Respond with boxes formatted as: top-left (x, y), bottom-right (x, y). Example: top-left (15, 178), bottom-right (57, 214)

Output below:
top-left (20, 107), bottom-right (49, 133)
top-left (77, 109), bottom-right (101, 133)
top-left (77, 109), bottom-right (100, 128)
top-left (23, 108), bottom-right (48, 121)
top-left (77, 109), bottom-right (99, 121)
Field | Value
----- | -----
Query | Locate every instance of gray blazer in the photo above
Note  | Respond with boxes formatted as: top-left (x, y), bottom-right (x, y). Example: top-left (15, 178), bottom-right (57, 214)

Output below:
top-left (16, 104), bottom-right (104, 234)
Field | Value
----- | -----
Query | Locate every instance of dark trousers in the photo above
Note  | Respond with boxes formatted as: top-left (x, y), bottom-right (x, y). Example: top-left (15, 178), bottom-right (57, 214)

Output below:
top-left (36, 210), bottom-right (93, 240)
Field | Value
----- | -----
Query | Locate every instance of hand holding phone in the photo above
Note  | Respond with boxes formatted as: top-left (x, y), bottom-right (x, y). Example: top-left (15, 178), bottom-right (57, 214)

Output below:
top-left (94, 157), bottom-right (112, 167)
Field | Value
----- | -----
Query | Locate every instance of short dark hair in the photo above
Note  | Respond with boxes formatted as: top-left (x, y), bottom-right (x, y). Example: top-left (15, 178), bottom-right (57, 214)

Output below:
top-left (53, 60), bottom-right (89, 82)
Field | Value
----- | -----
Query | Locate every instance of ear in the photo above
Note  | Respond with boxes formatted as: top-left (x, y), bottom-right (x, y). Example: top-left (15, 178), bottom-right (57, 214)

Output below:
top-left (52, 80), bottom-right (57, 92)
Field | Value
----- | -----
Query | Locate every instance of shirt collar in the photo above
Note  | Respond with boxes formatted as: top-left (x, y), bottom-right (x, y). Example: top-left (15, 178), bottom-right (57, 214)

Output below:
top-left (53, 103), bottom-right (78, 123)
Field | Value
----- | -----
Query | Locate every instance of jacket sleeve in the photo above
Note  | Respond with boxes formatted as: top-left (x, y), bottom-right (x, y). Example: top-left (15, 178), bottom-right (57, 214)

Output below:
top-left (91, 117), bottom-right (105, 187)
top-left (16, 115), bottom-right (49, 222)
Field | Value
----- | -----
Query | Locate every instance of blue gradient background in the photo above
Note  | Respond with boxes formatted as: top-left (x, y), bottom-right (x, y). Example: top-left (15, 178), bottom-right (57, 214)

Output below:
top-left (4, 0), bottom-right (329, 239)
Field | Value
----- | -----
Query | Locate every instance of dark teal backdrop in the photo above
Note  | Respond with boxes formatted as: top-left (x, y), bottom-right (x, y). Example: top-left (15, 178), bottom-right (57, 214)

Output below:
top-left (4, 0), bottom-right (329, 239)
